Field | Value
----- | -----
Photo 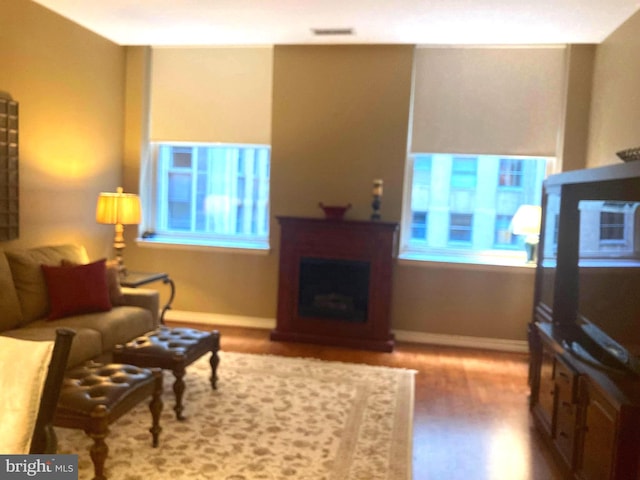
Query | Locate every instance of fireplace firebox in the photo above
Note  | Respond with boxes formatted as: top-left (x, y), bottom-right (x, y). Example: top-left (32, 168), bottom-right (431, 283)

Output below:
top-left (271, 216), bottom-right (398, 352)
top-left (298, 257), bottom-right (370, 322)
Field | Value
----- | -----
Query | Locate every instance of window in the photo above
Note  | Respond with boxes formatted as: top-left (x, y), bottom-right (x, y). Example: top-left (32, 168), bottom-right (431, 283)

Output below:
top-left (410, 156), bottom-right (431, 242)
top-left (578, 201), bottom-right (640, 259)
top-left (402, 153), bottom-right (549, 264)
top-left (147, 143), bottom-right (270, 250)
top-left (498, 158), bottom-right (524, 187)
top-left (449, 213), bottom-right (473, 243)
top-left (451, 157), bottom-right (477, 189)
top-left (411, 212), bottom-right (428, 240)
top-left (600, 211), bottom-right (625, 243)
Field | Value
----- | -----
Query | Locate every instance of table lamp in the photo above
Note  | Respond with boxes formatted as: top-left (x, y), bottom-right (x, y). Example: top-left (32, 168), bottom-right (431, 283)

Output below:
top-left (511, 205), bottom-right (542, 263)
top-left (96, 187), bottom-right (141, 275)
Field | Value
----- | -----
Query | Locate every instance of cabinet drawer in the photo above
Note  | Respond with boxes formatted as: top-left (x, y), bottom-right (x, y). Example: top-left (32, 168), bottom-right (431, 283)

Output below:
top-left (554, 357), bottom-right (579, 468)
top-left (555, 358), bottom-right (578, 400)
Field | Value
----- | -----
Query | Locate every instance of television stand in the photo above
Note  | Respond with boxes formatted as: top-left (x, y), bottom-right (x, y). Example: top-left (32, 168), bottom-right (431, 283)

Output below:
top-left (530, 322), bottom-right (640, 479)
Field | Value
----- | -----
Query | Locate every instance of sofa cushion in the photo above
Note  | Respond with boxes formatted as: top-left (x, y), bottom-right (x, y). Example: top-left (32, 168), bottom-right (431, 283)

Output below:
top-left (5, 245), bottom-right (89, 325)
top-left (105, 260), bottom-right (125, 306)
top-left (29, 306), bottom-right (155, 354)
top-left (0, 253), bottom-right (23, 332)
top-left (0, 325), bottom-right (102, 368)
top-left (42, 259), bottom-right (112, 320)
top-left (120, 287), bottom-right (160, 326)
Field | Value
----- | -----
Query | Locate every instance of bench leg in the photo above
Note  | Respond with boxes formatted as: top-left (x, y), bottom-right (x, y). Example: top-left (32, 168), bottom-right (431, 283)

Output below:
top-left (86, 414), bottom-right (109, 480)
top-left (209, 330), bottom-right (220, 390)
top-left (149, 371), bottom-right (163, 447)
top-left (172, 365), bottom-right (186, 421)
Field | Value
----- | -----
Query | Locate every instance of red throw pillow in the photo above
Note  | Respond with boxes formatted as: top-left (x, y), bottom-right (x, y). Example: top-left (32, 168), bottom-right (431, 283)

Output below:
top-left (42, 259), bottom-right (112, 320)
top-left (61, 258), bottom-right (125, 306)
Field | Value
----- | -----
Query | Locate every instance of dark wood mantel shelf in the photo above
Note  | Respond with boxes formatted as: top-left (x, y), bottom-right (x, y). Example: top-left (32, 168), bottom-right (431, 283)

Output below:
top-left (271, 216), bottom-right (398, 352)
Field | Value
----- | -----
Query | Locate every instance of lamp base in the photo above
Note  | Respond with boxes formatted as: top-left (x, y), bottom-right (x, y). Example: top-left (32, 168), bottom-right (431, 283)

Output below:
top-left (525, 242), bottom-right (538, 264)
top-left (114, 245), bottom-right (128, 277)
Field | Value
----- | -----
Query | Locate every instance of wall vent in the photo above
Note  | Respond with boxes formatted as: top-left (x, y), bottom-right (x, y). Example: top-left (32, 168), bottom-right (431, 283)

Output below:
top-left (311, 28), bottom-right (355, 36)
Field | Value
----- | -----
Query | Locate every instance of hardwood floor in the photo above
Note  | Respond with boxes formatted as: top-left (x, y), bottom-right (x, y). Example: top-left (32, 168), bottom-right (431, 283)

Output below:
top-left (168, 322), bottom-right (564, 480)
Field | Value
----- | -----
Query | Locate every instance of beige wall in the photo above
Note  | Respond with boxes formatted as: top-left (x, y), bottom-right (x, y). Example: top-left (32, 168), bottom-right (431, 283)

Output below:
top-left (0, 0), bottom-right (124, 258)
top-left (270, 45), bottom-right (413, 222)
top-left (558, 44), bottom-right (596, 172)
top-left (392, 264), bottom-right (535, 339)
top-left (587, 10), bottom-right (640, 168)
top-left (123, 47), bottom-right (151, 197)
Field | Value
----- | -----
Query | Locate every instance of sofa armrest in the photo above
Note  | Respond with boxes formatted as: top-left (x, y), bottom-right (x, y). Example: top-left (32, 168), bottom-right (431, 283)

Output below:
top-left (120, 287), bottom-right (160, 327)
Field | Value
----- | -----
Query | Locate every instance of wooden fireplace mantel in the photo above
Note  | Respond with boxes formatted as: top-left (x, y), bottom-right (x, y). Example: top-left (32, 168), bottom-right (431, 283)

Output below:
top-left (271, 216), bottom-right (398, 352)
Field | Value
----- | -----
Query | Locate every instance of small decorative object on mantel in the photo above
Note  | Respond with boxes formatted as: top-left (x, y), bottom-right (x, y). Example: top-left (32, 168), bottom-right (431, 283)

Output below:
top-left (371, 179), bottom-right (383, 220)
top-left (319, 202), bottom-right (351, 220)
top-left (616, 147), bottom-right (640, 163)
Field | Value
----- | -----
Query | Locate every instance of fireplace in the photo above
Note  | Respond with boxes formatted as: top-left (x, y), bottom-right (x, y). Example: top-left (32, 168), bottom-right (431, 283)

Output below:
top-left (298, 257), bottom-right (370, 322)
top-left (271, 216), bottom-right (398, 352)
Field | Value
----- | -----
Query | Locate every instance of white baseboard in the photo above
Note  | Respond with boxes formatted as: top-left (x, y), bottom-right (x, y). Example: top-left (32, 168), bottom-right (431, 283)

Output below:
top-left (393, 330), bottom-right (529, 353)
top-left (165, 310), bottom-right (276, 330)
top-left (165, 310), bottom-right (528, 353)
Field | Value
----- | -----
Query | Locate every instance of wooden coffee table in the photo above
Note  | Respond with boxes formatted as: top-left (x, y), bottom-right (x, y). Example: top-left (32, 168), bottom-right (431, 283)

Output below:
top-left (113, 327), bottom-right (220, 420)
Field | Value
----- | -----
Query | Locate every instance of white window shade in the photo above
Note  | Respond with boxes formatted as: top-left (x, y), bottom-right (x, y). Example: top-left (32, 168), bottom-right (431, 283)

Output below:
top-left (150, 47), bottom-right (273, 144)
top-left (410, 46), bottom-right (566, 157)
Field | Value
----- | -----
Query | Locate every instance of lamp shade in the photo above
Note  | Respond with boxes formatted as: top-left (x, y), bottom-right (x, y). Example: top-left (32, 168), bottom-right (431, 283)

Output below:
top-left (96, 187), bottom-right (141, 225)
top-left (510, 205), bottom-right (541, 237)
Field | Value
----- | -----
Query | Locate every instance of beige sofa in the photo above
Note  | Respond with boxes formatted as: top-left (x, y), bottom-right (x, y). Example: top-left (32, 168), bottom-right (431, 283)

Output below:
top-left (0, 244), bottom-right (159, 368)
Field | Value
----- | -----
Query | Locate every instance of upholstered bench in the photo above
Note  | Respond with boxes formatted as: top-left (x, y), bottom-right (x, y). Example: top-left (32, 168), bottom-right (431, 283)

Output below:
top-left (54, 363), bottom-right (163, 480)
top-left (113, 327), bottom-right (220, 420)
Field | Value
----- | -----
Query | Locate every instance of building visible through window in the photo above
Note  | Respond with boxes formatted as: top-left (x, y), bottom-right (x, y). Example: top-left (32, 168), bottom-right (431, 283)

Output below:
top-left (578, 201), bottom-right (640, 259)
top-left (403, 153), bottom-right (548, 262)
top-left (147, 143), bottom-right (270, 250)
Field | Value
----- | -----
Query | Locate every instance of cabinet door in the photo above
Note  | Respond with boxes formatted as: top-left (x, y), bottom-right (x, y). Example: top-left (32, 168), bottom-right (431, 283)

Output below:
top-left (576, 378), bottom-right (616, 480)
top-left (533, 343), bottom-right (556, 436)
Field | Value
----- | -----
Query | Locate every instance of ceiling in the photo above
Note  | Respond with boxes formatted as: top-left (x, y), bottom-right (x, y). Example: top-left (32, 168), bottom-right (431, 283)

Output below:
top-left (33, 0), bottom-right (640, 46)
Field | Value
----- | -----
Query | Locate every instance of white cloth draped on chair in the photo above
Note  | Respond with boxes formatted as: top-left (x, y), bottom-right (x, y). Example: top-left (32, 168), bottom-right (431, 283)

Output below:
top-left (0, 335), bottom-right (55, 453)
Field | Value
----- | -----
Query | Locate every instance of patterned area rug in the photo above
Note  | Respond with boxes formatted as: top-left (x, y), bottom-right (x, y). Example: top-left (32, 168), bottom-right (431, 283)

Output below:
top-left (56, 351), bottom-right (415, 480)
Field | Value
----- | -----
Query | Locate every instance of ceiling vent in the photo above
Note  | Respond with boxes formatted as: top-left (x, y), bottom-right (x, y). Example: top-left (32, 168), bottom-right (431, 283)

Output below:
top-left (311, 28), bottom-right (355, 36)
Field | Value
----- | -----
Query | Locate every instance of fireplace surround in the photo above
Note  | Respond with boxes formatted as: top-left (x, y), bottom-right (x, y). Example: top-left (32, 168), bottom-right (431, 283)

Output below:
top-left (271, 216), bottom-right (398, 351)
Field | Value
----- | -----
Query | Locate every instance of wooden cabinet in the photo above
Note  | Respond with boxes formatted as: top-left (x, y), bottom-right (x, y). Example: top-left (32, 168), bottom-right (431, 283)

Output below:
top-left (530, 323), bottom-right (640, 480)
